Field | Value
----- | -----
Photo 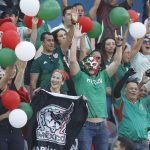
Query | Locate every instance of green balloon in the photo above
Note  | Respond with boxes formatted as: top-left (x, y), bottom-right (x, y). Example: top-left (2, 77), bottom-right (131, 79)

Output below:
top-left (109, 7), bottom-right (130, 27)
top-left (37, 0), bottom-right (61, 21)
top-left (87, 21), bottom-right (102, 39)
top-left (19, 102), bottom-right (33, 119)
top-left (0, 48), bottom-right (16, 68)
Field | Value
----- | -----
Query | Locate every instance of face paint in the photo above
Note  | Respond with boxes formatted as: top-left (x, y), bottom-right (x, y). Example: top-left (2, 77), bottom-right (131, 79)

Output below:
top-left (82, 56), bottom-right (99, 76)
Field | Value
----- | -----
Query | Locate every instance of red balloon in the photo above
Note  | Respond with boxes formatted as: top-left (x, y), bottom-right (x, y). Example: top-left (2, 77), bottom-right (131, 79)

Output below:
top-left (0, 22), bottom-right (17, 32)
top-left (77, 16), bottom-right (92, 33)
top-left (128, 10), bottom-right (139, 22)
top-left (1, 90), bottom-right (21, 110)
top-left (0, 18), bottom-right (12, 26)
top-left (23, 16), bottom-right (43, 29)
top-left (2, 30), bottom-right (20, 50)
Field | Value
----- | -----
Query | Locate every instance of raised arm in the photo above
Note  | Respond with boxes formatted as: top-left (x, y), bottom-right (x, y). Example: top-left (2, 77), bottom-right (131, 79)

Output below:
top-left (0, 64), bottom-right (16, 92)
top-left (70, 24), bottom-right (85, 75)
top-left (122, 23), bottom-right (130, 49)
top-left (129, 37), bottom-right (144, 61)
top-left (89, 0), bottom-right (101, 19)
top-left (62, 0), bottom-right (68, 12)
top-left (106, 31), bottom-right (123, 77)
top-left (129, 2), bottom-right (150, 60)
top-left (30, 17), bottom-right (38, 45)
top-left (127, 0), bottom-right (134, 7)
top-left (61, 25), bottom-right (74, 55)
top-left (14, 59), bottom-right (27, 90)
top-left (79, 34), bottom-right (88, 61)
top-left (147, 0), bottom-right (150, 20)
top-left (61, 10), bottom-right (78, 55)
top-left (119, 0), bottom-right (134, 9)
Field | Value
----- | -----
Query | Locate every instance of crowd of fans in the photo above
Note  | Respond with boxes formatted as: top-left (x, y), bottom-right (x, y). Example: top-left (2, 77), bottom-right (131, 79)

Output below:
top-left (0, 0), bottom-right (150, 150)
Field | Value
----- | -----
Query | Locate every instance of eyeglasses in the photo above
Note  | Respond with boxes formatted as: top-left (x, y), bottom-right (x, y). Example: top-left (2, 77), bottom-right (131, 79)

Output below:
top-left (143, 40), bottom-right (150, 45)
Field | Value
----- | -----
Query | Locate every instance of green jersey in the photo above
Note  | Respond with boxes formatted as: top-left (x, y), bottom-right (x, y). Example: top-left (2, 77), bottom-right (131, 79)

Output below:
top-left (30, 50), bottom-right (59, 89)
top-left (114, 95), bottom-right (150, 141)
top-left (72, 70), bottom-right (109, 118)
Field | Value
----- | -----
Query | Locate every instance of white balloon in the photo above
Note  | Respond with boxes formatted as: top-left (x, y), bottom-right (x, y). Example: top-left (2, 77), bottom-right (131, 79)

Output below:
top-left (129, 22), bottom-right (146, 39)
top-left (9, 109), bottom-right (27, 128)
top-left (15, 41), bottom-right (36, 61)
top-left (20, 0), bottom-right (40, 16)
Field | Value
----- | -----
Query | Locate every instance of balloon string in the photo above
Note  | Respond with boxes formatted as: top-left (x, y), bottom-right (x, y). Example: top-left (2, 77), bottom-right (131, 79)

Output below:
top-left (86, 35), bottom-right (93, 52)
top-left (97, 20), bottom-right (104, 44)
top-left (120, 26), bottom-right (123, 37)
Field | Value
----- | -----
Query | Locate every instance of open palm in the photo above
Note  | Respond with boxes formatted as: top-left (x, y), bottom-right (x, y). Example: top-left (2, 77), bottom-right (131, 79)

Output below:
top-left (74, 23), bottom-right (86, 39)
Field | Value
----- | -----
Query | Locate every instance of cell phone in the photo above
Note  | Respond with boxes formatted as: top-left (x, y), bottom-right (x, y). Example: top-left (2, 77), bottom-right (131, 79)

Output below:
top-left (145, 69), bottom-right (150, 77)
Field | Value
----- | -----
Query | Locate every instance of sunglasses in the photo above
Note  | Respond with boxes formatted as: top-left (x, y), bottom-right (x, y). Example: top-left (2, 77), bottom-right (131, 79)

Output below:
top-left (143, 40), bottom-right (150, 44)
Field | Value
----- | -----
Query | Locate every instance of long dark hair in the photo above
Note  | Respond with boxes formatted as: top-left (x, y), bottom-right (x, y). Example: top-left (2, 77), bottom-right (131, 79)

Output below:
top-left (52, 28), bottom-right (67, 46)
top-left (100, 37), bottom-right (116, 63)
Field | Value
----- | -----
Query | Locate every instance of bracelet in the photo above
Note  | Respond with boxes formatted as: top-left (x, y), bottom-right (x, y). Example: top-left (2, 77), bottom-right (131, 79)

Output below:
top-left (116, 44), bottom-right (122, 47)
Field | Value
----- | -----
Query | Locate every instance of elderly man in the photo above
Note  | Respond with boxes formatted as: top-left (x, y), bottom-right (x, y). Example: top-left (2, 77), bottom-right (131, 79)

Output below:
top-left (114, 68), bottom-right (150, 150)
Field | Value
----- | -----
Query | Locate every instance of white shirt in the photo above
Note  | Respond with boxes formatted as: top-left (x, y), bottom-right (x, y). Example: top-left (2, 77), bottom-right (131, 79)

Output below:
top-left (50, 23), bottom-right (69, 33)
top-left (131, 52), bottom-right (150, 91)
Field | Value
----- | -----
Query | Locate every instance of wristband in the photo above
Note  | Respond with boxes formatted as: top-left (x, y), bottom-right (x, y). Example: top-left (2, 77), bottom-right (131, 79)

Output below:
top-left (116, 44), bottom-right (122, 47)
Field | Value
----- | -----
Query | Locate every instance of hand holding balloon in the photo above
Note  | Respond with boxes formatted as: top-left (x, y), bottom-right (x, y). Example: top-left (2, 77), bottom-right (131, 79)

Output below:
top-left (15, 59), bottom-right (27, 72)
top-left (23, 16), bottom-right (42, 29)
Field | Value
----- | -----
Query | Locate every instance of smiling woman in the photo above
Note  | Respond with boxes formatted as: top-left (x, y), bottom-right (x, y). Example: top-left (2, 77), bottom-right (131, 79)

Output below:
top-left (131, 35), bottom-right (150, 91)
top-left (50, 69), bottom-right (69, 93)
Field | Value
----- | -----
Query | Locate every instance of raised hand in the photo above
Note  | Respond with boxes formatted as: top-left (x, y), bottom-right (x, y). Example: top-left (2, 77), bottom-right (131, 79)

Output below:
top-left (140, 69), bottom-right (150, 84)
top-left (126, 68), bottom-right (136, 76)
top-left (71, 9), bottom-right (78, 24)
top-left (115, 30), bottom-right (123, 46)
top-left (74, 23), bottom-right (86, 39)
top-left (146, 0), bottom-right (150, 11)
top-left (32, 17), bottom-right (39, 27)
top-left (15, 59), bottom-right (27, 71)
